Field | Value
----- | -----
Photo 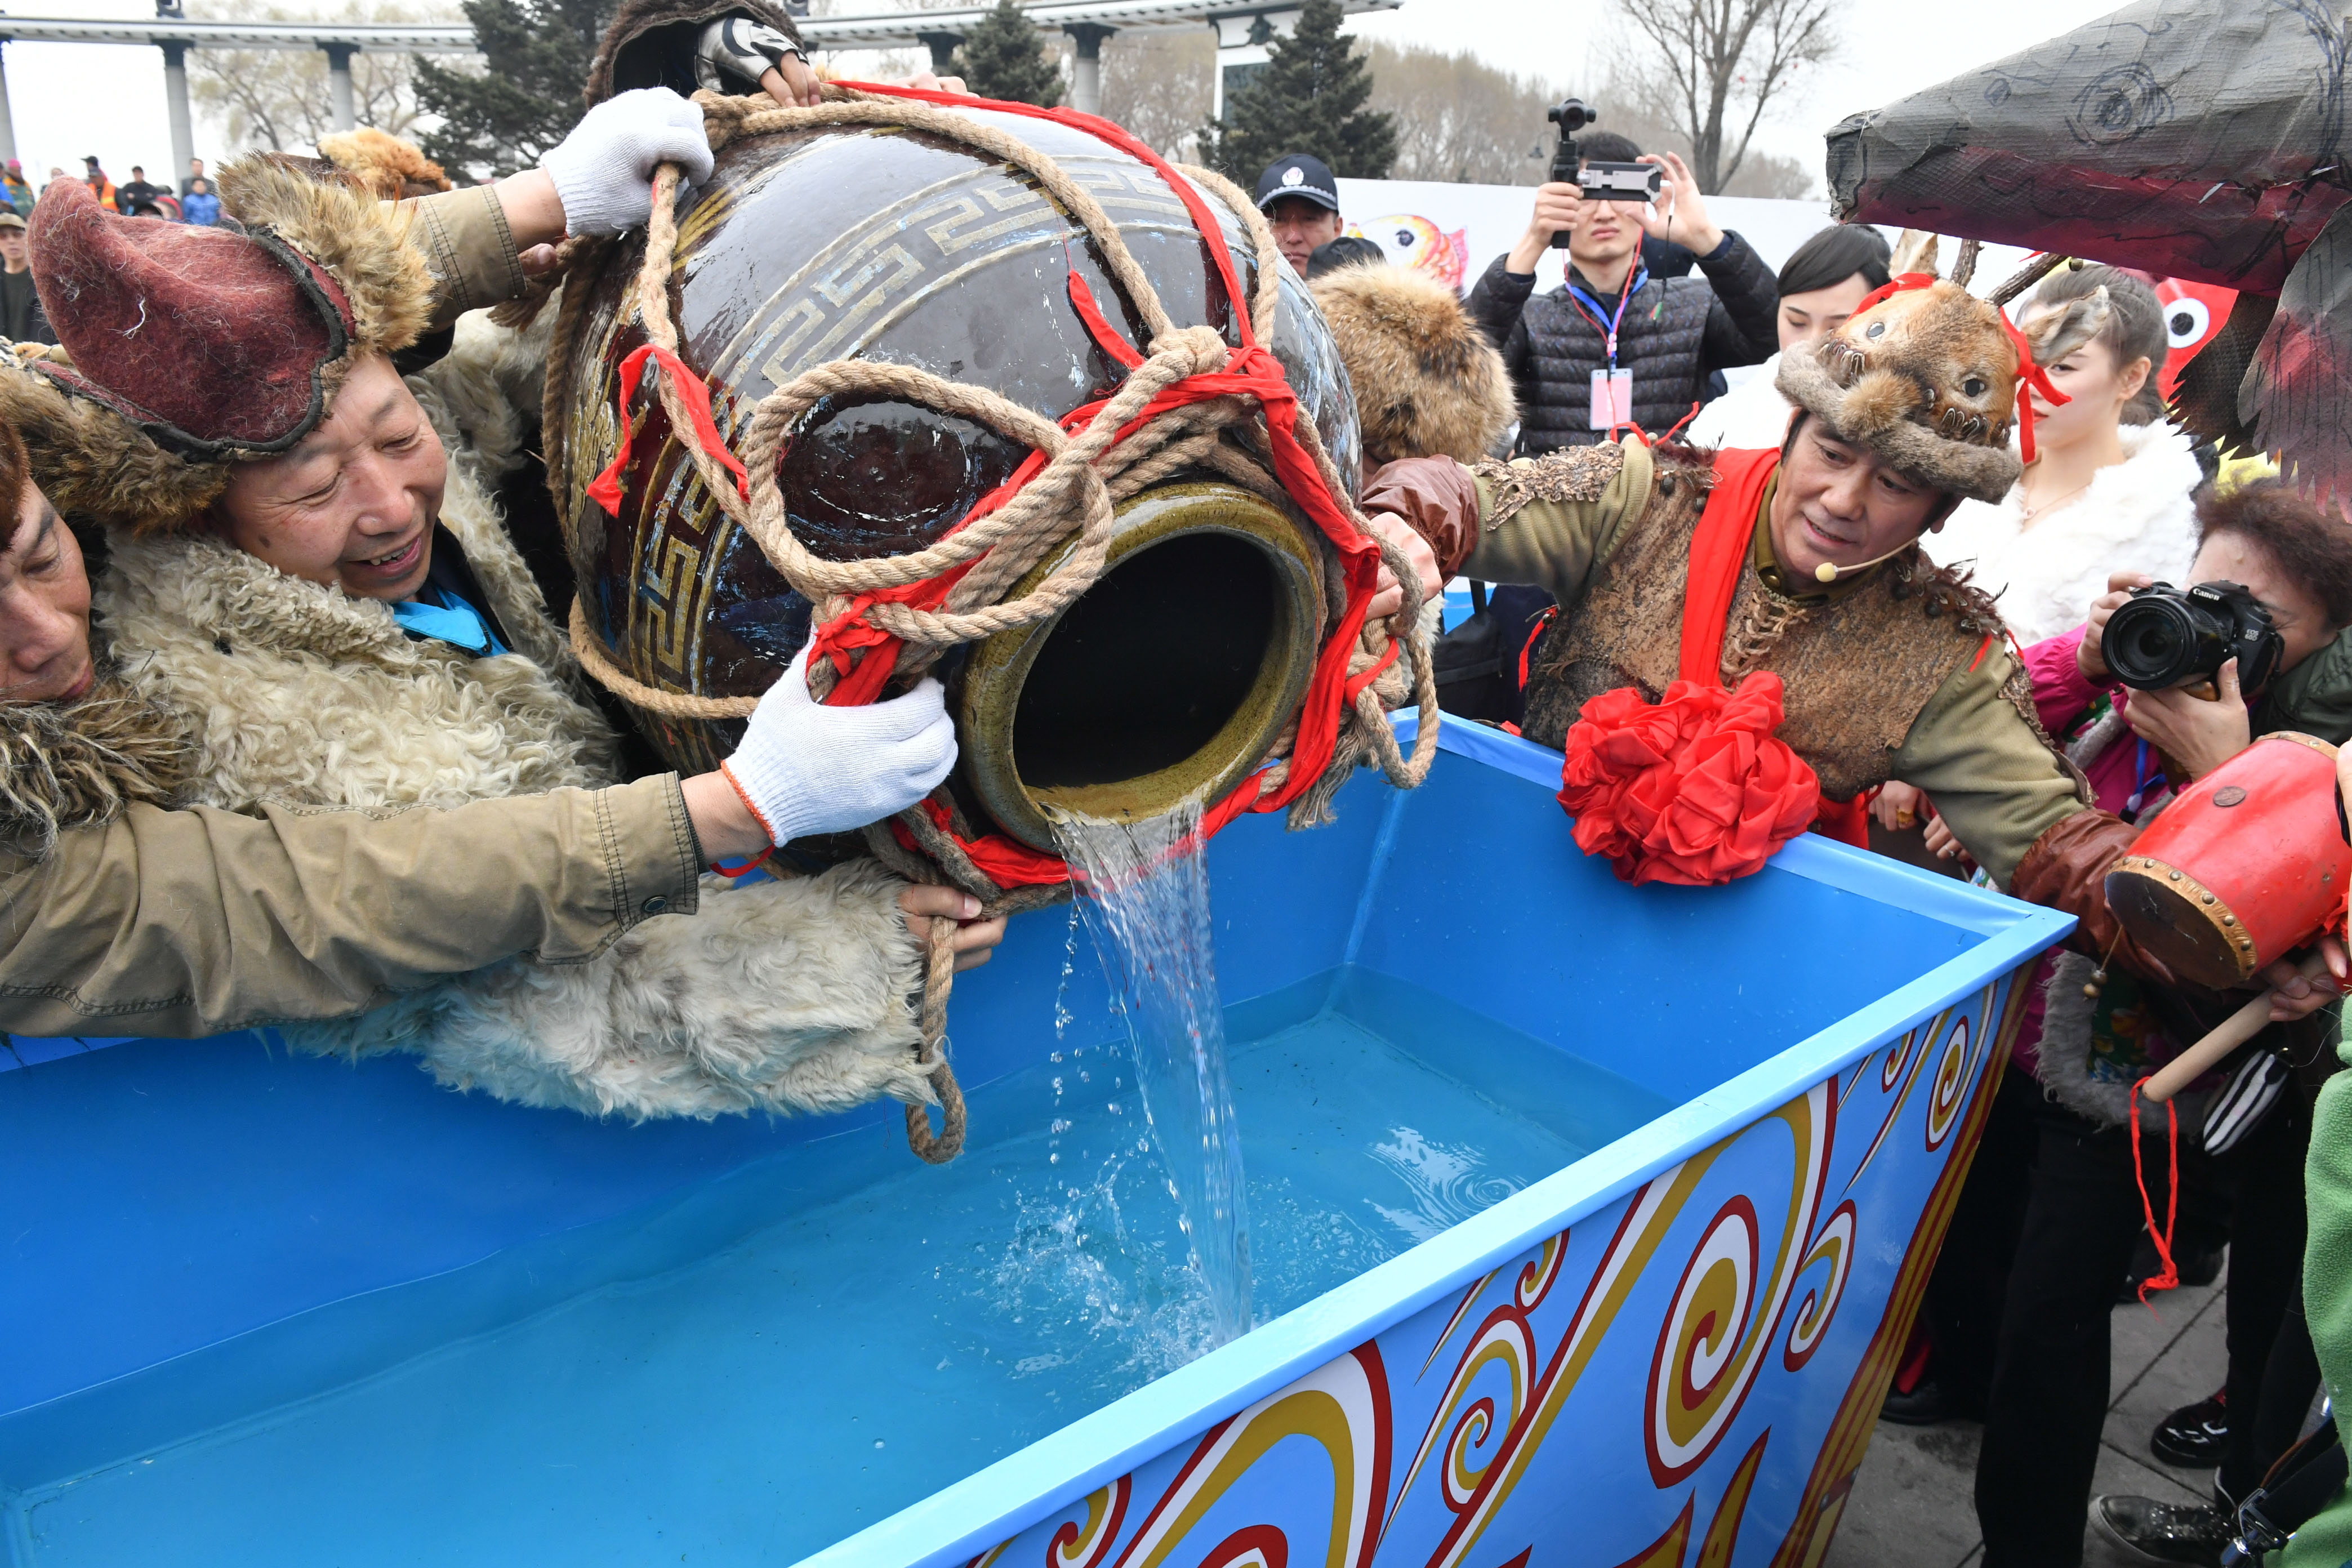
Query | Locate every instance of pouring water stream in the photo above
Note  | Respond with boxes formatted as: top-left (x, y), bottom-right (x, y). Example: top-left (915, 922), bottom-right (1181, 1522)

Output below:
top-left (1049, 798), bottom-right (1255, 1345)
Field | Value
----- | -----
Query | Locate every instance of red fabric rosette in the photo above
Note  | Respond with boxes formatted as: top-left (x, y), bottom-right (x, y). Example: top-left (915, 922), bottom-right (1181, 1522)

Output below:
top-left (1557, 671), bottom-right (1824, 886)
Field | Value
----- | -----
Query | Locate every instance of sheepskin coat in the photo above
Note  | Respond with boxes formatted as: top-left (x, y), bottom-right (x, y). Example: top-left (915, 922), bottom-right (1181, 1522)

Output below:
top-left (96, 424), bottom-right (932, 1121)
top-left (1922, 422), bottom-right (2204, 645)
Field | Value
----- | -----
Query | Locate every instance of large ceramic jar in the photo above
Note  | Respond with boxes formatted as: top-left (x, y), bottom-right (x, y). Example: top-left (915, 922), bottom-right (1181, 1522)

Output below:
top-left (553, 105), bottom-right (1360, 848)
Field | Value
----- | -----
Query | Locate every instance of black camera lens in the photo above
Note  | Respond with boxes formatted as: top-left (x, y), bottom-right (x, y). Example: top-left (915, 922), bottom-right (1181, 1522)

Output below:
top-left (2105, 593), bottom-right (2202, 689)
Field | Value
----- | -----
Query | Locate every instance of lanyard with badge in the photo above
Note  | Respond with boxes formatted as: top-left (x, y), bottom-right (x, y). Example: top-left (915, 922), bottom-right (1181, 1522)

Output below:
top-left (1566, 264), bottom-right (1646, 431)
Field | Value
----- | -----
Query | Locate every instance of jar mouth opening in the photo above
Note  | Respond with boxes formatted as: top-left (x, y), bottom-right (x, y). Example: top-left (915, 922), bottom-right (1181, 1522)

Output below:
top-left (1013, 531), bottom-right (1277, 791)
top-left (957, 483), bottom-right (1326, 852)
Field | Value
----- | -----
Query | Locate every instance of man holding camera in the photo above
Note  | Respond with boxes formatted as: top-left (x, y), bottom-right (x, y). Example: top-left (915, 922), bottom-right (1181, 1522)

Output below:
top-left (1466, 131), bottom-right (1778, 453)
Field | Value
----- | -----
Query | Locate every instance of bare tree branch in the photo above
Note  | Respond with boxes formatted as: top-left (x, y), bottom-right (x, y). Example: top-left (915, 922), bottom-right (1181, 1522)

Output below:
top-left (1610, 0), bottom-right (1837, 192)
top-left (190, 0), bottom-right (455, 155)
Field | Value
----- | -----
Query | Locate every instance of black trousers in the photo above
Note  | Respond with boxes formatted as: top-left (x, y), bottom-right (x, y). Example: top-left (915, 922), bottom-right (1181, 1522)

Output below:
top-left (1965, 1075), bottom-right (2313, 1567)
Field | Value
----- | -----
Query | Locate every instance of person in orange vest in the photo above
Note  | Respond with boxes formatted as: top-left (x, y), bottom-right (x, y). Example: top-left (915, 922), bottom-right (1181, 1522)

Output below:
top-left (79, 157), bottom-right (115, 213)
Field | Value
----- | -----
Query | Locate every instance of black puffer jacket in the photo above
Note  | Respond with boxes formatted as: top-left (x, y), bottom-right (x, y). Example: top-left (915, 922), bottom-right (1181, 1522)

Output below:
top-left (1467, 235), bottom-right (1779, 453)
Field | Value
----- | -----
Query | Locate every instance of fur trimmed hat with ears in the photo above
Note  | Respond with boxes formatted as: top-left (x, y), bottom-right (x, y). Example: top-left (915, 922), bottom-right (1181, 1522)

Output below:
top-left (317, 128), bottom-right (453, 201)
top-left (1310, 262), bottom-right (1515, 465)
top-left (0, 155), bottom-right (434, 533)
top-left (1775, 247), bottom-right (2110, 505)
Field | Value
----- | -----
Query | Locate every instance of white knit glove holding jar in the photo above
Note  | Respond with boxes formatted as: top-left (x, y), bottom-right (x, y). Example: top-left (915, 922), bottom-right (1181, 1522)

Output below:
top-left (538, 87), bottom-right (714, 237)
top-left (721, 645), bottom-right (959, 845)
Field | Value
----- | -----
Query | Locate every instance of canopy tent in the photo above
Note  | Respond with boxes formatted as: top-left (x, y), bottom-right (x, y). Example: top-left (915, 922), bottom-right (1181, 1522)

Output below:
top-left (1826, 0), bottom-right (2352, 499)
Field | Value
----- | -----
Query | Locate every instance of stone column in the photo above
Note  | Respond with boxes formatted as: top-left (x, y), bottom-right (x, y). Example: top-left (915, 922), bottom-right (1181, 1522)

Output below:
top-left (917, 32), bottom-right (962, 76)
top-left (161, 42), bottom-right (195, 193)
top-left (1064, 23), bottom-right (1113, 118)
top-left (0, 43), bottom-right (17, 168)
top-left (322, 42), bottom-right (358, 132)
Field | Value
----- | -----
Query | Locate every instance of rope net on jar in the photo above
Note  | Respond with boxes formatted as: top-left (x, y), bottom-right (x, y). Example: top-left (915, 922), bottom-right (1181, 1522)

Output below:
top-left (541, 79), bottom-right (1441, 1164)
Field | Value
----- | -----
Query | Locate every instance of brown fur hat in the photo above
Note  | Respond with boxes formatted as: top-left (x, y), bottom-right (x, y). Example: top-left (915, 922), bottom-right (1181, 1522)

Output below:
top-left (1776, 274), bottom-right (2110, 505)
top-left (1311, 262), bottom-right (1514, 464)
top-left (317, 128), bottom-right (453, 201)
top-left (3, 154), bottom-right (434, 533)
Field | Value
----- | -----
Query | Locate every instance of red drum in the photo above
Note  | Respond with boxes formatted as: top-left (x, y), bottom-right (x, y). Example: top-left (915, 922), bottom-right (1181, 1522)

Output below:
top-left (2105, 731), bottom-right (2350, 988)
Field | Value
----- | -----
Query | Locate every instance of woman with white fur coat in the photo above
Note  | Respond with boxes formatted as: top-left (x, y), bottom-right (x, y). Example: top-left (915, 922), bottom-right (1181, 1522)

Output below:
top-left (1921, 264), bottom-right (2202, 644)
top-left (7, 145), bottom-right (997, 1128)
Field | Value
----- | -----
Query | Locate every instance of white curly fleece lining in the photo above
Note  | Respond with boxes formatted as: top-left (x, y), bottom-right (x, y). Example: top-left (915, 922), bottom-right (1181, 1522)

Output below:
top-left (1922, 422), bottom-right (2204, 645)
top-left (96, 371), bottom-right (929, 1121)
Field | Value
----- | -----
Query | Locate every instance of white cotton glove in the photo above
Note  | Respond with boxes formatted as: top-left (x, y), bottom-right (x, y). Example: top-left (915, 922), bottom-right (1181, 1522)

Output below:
top-left (720, 644), bottom-right (959, 845)
top-left (694, 16), bottom-right (804, 93)
top-left (537, 87), bottom-right (714, 238)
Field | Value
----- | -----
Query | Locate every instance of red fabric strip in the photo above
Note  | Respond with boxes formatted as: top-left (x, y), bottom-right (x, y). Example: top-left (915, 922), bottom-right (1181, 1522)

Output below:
top-left (586, 342), bottom-right (750, 517)
top-left (1812, 793), bottom-right (1871, 848)
top-left (2129, 1080), bottom-right (2182, 1304)
top-left (1067, 270), bottom-right (1144, 369)
top-left (1678, 447), bottom-right (1781, 685)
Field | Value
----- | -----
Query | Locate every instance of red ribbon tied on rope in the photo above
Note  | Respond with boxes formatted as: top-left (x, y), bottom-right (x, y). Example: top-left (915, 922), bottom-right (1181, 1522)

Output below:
top-left (1848, 268), bottom-right (2072, 465)
top-left (585, 342), bottom-right (751, 516)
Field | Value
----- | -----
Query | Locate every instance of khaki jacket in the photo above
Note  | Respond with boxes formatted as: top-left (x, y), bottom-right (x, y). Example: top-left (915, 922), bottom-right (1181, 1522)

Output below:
top-left (1, 779), bottom-right (703, 1038)
top-left (0, 181), bottom-right (703, 1041)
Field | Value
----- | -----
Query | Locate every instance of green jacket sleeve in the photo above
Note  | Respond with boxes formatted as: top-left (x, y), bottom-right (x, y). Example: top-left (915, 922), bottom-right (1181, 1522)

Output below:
top-left (0, 775), bottom-right (704, 1039)
top-left (397, 185), bottom-right (528, 333)
top-left (1891, 643), bottom-right (2088, 889)
top-left (1460, 439), bottom-right (1656, 611)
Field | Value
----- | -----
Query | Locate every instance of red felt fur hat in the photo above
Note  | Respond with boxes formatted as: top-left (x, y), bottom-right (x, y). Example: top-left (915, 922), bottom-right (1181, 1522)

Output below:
top-left (0, 154), bottom-right (434, 533)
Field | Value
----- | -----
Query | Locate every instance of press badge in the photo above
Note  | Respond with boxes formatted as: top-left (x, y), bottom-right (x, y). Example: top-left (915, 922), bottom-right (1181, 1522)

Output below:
top-left (1588, 368), bottom-right (1634, 429)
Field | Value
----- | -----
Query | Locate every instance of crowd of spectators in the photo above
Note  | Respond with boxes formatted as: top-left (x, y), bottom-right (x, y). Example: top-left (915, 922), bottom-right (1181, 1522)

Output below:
top-left (2, 152), bottom-right (217, 228)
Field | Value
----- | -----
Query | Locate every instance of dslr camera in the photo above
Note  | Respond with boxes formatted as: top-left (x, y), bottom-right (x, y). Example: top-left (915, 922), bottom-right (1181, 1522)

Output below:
top-left (1546, 97), bottom-right (1663, 251)
top-left (2102, 581), bottom-right (2284, 693)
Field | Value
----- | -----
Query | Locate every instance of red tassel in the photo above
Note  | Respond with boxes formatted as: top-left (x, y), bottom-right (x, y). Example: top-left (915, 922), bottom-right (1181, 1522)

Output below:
top-left (2128, 1077), bottom-right (2182, 1307)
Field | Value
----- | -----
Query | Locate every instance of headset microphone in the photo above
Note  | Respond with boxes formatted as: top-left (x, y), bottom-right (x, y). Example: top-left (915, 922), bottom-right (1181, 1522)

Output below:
top-left (1811, 530), bottom-right (1933, 583)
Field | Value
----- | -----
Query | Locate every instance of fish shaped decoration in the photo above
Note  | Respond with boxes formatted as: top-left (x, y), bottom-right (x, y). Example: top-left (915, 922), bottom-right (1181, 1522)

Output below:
top-left (1825, 0), bottom-right (2352, 497)
top-left (1349, 214), bottom-right (1470, 292)
top-left (2154, 278), bottom-right (2237, 405)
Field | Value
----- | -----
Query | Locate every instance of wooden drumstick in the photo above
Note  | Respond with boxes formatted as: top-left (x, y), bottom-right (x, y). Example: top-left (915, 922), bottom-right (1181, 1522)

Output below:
top-left (2140, 950), bottom-right (2334, 1103)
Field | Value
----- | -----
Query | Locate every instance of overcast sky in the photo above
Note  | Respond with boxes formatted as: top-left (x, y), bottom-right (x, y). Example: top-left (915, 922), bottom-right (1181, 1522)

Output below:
top-left (2, 0), bottom-right (2127, 191)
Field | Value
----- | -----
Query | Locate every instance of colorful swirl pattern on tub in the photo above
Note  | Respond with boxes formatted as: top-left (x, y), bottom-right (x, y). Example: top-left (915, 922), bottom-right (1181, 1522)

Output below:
top-left (973, 976), bottom-right (2023, 1567)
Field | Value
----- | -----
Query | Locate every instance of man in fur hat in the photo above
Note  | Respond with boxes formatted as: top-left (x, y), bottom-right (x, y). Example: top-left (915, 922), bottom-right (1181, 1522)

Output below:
top-left (1361, 268), bottom-right (2347, 1015)
top-left (0, 92), bottom-right (1000, 1045)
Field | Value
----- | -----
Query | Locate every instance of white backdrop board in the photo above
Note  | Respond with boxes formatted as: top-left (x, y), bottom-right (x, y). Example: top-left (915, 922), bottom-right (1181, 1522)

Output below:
top-left (1327, 179), bottom-right (2038, 302)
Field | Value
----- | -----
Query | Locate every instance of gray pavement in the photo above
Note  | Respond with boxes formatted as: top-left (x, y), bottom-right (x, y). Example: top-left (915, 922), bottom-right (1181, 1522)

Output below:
top-left (1827, 1274), bottom-right (2229, 1567)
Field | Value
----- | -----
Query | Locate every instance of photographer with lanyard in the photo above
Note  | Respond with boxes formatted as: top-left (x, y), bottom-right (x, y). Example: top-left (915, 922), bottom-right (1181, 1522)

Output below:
top-left (1464, 131), bottom-right (1778, 454)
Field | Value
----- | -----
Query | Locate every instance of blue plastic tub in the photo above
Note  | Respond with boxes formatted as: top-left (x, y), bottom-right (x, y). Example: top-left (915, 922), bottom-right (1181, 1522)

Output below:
top-left (0, 719), bottom-right (2070, 1566)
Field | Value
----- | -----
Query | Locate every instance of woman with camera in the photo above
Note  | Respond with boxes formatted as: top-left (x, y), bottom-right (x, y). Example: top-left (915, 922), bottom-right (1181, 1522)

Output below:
top-left (1954, 480), bottom-right (2352, 1567)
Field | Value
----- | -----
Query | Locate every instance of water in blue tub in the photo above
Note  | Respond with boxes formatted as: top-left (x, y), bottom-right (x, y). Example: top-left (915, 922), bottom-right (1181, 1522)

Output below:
top-left (15, 976), bottom-right (1668, 1565)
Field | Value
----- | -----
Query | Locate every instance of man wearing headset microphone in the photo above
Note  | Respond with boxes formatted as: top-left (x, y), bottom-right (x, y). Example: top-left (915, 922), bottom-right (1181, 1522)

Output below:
top-left (1355, 261), bottom-right (2347, 1019)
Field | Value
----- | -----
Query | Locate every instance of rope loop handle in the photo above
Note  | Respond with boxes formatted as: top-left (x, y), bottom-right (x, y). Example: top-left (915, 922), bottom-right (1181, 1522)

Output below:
top-left (547, 79), bottom-right (1443, 1161)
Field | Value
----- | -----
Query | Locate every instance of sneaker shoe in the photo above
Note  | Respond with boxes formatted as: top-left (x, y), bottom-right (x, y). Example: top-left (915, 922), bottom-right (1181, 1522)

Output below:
top-left (2150, 1391), bottom-right (2229, 1468)
top-left (2090, 1494), bottom-right (2233, 1565)
top-left (1879, 1378), bottom-right (1979, 1426)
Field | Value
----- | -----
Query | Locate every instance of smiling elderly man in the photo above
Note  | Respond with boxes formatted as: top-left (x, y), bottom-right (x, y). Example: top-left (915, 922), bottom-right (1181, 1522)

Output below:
top-left (1361, 269), bottom-right (2343, 1012)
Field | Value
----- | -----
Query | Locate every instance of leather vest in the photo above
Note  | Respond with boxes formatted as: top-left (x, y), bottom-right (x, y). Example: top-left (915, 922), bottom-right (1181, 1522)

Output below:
top-left (1519, 449), bottom-right (2007, 801)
